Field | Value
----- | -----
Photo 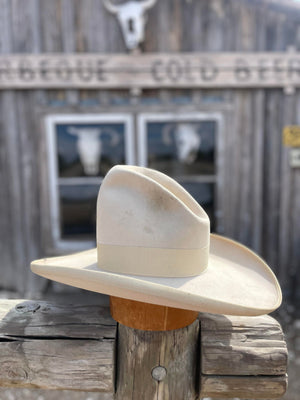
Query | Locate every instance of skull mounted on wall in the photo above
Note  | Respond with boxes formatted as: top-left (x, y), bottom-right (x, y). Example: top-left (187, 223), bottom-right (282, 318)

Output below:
top-left (68, 126), bottom-right (120, 176)
top-left (103, 0), bottom-right (157, 50)
top-left (162, 123), bottom-right (202, 165)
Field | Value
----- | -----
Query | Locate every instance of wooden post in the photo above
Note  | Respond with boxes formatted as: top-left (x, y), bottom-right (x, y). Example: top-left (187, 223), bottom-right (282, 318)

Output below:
top-left (116, 319), bottom-right (199, 399)
top-left (110, 297), bottom-right (200, 399)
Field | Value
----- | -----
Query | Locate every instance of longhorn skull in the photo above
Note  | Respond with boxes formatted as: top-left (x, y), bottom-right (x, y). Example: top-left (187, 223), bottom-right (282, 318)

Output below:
top-left (103, 0), bottom-right (157, 50)
top-left (68, 126), bottom-right (120, 175)
top-left (162, 123), bottom-right (202, 165)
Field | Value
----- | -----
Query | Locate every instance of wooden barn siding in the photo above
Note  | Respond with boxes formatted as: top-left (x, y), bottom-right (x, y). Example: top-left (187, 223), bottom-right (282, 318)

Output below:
top-left (0, 0), bottom-right (299, 296)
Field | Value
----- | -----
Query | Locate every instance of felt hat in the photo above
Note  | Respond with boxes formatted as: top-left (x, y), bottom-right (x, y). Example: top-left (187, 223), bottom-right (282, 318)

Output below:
top-left (31, 165), bottom-right (281, 316)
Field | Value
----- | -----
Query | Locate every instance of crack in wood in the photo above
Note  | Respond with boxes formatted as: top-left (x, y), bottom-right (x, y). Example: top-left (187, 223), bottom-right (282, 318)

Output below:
top-left (1, 335), bottom-right (115, 341)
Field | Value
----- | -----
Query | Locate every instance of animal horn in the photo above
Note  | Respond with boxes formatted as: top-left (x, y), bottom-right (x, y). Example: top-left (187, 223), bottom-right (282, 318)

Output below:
top-left (102, 0), bottom-right (119, 14)
top-left (141, 0), bottom-right (157, 11)
top-left (100, 128), bottom-right (120, 146)
top-left (68, 127), bottom-right (80, 135)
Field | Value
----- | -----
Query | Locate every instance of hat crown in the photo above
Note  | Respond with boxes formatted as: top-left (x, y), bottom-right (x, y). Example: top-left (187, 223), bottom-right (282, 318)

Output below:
top-left (96, 165), bottom-right (210, 277)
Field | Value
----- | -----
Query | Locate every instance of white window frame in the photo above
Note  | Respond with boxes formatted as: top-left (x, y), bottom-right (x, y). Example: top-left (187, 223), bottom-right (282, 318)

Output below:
top-left (45, 113), bottom-right (135, 252)
top-left (137, 112), bottom-right (224, 231)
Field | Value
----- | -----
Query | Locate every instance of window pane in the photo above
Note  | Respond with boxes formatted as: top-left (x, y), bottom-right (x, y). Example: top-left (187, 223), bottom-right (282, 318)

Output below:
top-left (179, 181), bottom-right (215, 231)
top-left (59, 184), bottom-right (99, 239)
top-left (56, 123), bottom-right (127, 178)
top-left (145, 120), bottom-right (216, 176)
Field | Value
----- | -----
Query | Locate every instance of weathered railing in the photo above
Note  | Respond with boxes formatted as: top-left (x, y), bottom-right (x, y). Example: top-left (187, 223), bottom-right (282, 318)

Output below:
top-left (0, 299), bottom-right (288, 399)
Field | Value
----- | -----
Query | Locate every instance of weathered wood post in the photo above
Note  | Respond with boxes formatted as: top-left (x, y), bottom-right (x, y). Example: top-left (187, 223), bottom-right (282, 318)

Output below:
top-left (110, 296), bottom-right (200, 399)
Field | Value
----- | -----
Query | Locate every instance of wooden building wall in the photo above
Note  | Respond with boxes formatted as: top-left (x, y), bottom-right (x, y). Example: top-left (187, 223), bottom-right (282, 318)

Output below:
top-left (0, 0), bottom-right (299, 300)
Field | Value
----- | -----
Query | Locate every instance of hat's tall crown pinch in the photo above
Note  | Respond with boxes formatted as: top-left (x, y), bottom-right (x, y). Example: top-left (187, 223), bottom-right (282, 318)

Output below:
top-left (96, 165), bottom-right (210, 277)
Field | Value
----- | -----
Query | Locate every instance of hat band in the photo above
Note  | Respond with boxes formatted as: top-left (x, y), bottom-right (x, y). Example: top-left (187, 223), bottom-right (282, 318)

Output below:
top-left (97, 243), bottom-right (209, 277)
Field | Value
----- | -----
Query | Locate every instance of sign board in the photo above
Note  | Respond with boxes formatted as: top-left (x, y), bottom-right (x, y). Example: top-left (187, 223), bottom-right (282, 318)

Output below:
top-left (0, 52), bottom-right (299, 89)
top-left (290, 148), bottom-right (300, 168)
top-left (283, 125), bottom-right (300, 147)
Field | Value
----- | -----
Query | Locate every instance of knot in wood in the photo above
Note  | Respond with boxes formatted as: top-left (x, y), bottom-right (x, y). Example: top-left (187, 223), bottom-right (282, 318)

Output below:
top-left (151, 366), bottom-right (167, 382)
top-left (8, 366), bottom-right (28, 381)
top-left (15, 301), bottom-right (40, 313)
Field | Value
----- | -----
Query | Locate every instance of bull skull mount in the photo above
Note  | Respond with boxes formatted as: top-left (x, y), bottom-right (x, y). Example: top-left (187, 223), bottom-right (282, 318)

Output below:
top-left (162, 123), bottom-right (202, 165)
top-left (68, 126), bottom-right (120, 176)
top-left (103, 0), bottom-right (157, 50)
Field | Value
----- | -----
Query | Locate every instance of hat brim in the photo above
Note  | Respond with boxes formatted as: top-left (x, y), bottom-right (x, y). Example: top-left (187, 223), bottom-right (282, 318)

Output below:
top-left (31, 234), bottom-right (281, 316)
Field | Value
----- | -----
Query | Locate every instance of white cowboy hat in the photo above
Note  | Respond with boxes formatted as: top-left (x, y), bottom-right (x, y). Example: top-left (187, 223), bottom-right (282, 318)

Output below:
top-left (31, 165), bottom-right (282, 316)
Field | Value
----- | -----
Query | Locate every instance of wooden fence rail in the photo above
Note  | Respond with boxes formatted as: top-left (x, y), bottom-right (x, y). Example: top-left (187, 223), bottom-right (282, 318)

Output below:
top-left (0, 299), bottom-right (288, 399)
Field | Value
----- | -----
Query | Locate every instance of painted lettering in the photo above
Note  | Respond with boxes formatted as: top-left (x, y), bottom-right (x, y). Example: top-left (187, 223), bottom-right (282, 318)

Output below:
top-left (258, 59), bottom-right (268, 80)
top-left (0, 60), bottom-right (11, 81)
top-left (235, 59), bottom-right (251, 81)
top-left (151, 60), bottom-right (164, 81)
top-left (76, 61), bottom-right (93, 81)
top-left (274, 58), bottom-right (284, 80)
top-left (167, 60), bottom-right (182, 81)
top-left (96, 60), bottom-right (106, 81)
top-left (39, 60), bottom-right (51, 80)
top-left (200, 59), bottom-right (218, 81)
top-left (19, 60), bottom-right (35, 81)
top-left (184, 60), bottom-right (195, 81)
top-left (56, 59), bottom-right (72, 81)
top-left (288, 59), bottom-right (300, 79)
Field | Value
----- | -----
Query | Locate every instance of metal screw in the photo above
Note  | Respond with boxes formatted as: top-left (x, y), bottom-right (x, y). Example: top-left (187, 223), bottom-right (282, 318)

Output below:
top-left (151, 366), bottom-right (167, 382)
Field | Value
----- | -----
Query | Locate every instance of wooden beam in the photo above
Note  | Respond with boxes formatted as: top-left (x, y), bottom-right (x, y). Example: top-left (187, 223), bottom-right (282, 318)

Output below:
top-left (200, 313), bottom-right (288, 375)
top-left (0, 52), bottom-right (299, 89)
top-left (200, 375), bottom-right (287, 399)
top-left (0, 300), bottom-right (116, 392)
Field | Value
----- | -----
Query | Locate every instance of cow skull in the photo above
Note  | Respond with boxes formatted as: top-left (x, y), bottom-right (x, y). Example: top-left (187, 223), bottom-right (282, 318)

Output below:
top-left (68, 127), bottom-right (119, 175)
top-left (162, 123), bottom-right (201, 165)
top-left (103, 0), bottom-right (157, 50)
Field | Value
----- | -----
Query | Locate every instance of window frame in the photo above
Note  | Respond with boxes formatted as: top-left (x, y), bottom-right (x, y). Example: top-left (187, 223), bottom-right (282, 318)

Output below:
top-left (45, 113), bottom-right (135, 252)
top-left (137, 112), bottom-right (224, 231)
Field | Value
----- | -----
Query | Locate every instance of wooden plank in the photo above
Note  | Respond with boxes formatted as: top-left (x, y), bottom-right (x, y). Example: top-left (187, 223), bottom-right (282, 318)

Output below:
top-left (0, 0), bottom-right (28, 292)
top-left (9, 0), bottom-right (47, 294)
top-left (292, 93), bottom-right (300, 302)
top-left (251, 89), bottom-right (265, 253)
top-left (250, 0), bottom-right (266, 251)
top-left (39, 0), bottom-right (66, 107)
top-left (40, 0), bottom-right (62, 53)
top-left (0, 52), bottom-right (299, 89)
top-left (15, 92), bottom-right (42, 293)
top-left (200, 313), bottom-right (288, 376)
top-left (236, 0), bottom-right (256, 51)
top-left (200, 375), bottom-right (287, 399)
top-left (0, 300), bottom-right (116, 391)
top-left (225, 91), bottom-right (249, 241)
top-left (279, 93), bottom-right (296, 288)
top-left (0, 339), bottom-right (114, 391)
top-left (61, 0), bottom-right (79, 105)
top-left (0, 300), bottom-right (116, 339)
top-left (237, 91), bottom-right (253, 246)
top-left (261, 90), bottom-right (283, 274)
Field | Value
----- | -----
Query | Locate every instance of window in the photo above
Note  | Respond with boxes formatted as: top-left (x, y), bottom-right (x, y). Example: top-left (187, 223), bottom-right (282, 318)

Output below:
top-left (46, 114), bottom-right (134, 250)
top-left (138, 113), bottom-right (221, 231)
top-left (45, 111), bottom-right (222, 252)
